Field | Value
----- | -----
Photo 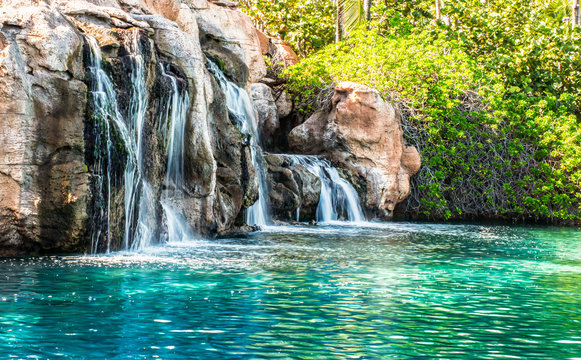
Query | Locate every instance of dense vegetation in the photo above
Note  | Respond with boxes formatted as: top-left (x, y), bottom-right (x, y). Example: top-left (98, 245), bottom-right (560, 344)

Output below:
top-left (240, 0), bottom-right (335, 56)
top-left (242, 0), bottom-right (581, 224)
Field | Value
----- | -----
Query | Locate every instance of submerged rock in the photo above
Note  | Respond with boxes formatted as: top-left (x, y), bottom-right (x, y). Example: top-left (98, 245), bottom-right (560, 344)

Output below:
top-left (289, 82), bottom-right (421, 218)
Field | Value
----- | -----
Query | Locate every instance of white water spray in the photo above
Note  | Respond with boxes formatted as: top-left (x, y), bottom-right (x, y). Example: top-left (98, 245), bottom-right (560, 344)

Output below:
top-left (158, 64), bottom-right (192, 243)
top-left (286, 155), bottom-right (365, 223)
top-left (86, 31), bottom-right (156, 252)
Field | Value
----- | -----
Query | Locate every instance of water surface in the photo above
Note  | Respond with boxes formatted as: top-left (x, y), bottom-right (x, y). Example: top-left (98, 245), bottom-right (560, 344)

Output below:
top-left (1, 222), bottom-right (580, 359)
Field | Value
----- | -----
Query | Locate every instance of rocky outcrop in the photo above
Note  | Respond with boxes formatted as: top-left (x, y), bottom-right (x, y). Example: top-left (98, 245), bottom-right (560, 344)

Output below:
top-left (289, 82), bottom-right (421, 218)
top-left (270, 38), bottom-right (299, 68)
top-left (0, 0), bottom-right (265, 253)
top-left (250, 83), bottom-right (278, 149)
top-left (0, 3), bottom-right (89, 254)
top-left (194, 0), bottom-right (266, 85)
top-left (264, 154), bottom-right (320, 221)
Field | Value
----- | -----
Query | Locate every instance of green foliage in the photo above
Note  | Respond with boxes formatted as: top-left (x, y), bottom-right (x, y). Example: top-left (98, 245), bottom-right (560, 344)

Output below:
top-left (240, 0), bottom-right (335, 57)
top-left (284, 15), bottom-right (581, 223)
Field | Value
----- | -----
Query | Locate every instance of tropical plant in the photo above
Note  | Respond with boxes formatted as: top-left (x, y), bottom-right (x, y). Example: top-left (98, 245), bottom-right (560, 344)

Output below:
top-left (239, 0), bottom-right (334, 57)
top-left (334, 0), bottom-right (373, 41)
top-left (284, 7), bottom-right (581, 223)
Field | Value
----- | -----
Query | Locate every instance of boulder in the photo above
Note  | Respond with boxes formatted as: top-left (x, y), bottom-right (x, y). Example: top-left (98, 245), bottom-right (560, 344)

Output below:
top-left (271, 38), bottom-right (299, 67)
top-left (274, 88), bottom-right (293, 118)
top-left (250, 83), bottom-right (278, 149)
top-left (264, 154), bottom-right (321, 221)
top-left (288, 82), bottom-right (421, 217)
top-left (194, 1), bottom-right (266, 85)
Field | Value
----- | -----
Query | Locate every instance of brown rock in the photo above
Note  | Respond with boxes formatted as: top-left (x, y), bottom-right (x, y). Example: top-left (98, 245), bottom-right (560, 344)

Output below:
top-left (250, 83), bottom-right (279, 148)
top-left (143, 0), bottom-right (181, 21)
top-left (256, 30), bottom-right (269, 55)
top-left (271, 38), bottom-right (299, 67)
top-left (0, 3), bottom-right (88, 253)
top-left (195, 1), bottom-right (266, 84)
top-left (264, 154), bottom-right (321, 221)
top-left (0, 0), bottom-right (269, 253)
top-left (288, 82), bottom-right (421, 217)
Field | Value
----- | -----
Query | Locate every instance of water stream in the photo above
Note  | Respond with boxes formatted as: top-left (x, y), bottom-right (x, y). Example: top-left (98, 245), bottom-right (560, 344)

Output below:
top-left (123, 30), bottom-right (155, 252)
top-left (287, 154), bottom-right (365, 223)
top-left (207, 60), bottom-right (271, 227)
top-left (87, 32), bottom-right (191, 251)
top-left (158, 64), bottom-right (192, 243)
top-left (87, 36), bottom-right (144, 253)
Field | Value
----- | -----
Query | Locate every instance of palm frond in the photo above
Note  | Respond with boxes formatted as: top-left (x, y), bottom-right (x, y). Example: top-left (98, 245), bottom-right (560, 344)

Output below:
top-left (338, 0), bottom-right (365, 36)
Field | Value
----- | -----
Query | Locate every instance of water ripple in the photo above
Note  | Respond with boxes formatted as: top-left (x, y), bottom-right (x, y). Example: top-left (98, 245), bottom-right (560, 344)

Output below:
top-left (0, 223), bottom-right (580, 359)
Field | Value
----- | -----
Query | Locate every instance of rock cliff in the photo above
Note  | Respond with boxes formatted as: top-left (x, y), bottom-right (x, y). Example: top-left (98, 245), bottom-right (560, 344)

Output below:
top-left (0, 0), bottom-right (421, 254)
top-left (0, 0), bottom-right (265, 253)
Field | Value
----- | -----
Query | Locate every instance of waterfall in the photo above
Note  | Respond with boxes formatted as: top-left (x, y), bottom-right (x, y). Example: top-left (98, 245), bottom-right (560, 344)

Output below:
top-left (207, 60), bottom-right (271, 227)
top-left (87, 37), bottom-right (119, 253)
top-left (86, 30), bottom-right (156, 252)
top-left (286, 155), bottom-right (365, 223)
top-left (124, 30), bottom-right (156, 252)
top-left (158, 64), bottom-right (192, 243)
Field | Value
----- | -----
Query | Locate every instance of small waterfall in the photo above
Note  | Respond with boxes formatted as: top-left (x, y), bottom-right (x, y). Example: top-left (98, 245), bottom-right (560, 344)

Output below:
top-left (286, 155), bottom-right (365, 223)
top-left (207, 60), bottom-right (271, 227)
top-left (158, 64), bottom-right (192, 243)
top-left (86, 30), bottom-right (156, 252)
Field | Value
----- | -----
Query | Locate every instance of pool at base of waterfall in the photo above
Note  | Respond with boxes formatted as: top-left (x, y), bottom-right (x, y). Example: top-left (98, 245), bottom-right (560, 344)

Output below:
top-left (1, 222), bottom-right (580, 359)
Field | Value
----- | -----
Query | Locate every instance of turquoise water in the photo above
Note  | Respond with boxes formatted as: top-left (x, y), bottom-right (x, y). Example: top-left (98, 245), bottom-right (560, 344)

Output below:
top-left (1, 223), bottom-right (580, 359)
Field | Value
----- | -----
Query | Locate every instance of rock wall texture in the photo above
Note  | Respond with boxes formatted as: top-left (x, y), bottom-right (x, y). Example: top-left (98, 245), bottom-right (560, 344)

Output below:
top-left (289, 82), bottom-right (421, 218)
top-left (264, 153), bottom-right (321, 221)
top-left (0, 3), bottom-right (89, 254)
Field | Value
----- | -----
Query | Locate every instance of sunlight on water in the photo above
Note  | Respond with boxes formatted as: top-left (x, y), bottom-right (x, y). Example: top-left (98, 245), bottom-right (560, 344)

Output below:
top-left (0, 222), bottom-right (580, 359)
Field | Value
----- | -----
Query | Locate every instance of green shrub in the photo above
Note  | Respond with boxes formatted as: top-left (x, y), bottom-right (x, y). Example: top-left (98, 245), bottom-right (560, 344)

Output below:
top-left (284, 28), bottom-right (581, 223)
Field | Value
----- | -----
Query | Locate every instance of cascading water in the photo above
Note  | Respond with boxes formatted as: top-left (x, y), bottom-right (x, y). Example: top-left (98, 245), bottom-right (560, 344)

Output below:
top-left (286, 155), bottom-right (365, 223)
top-left (207, 60), bottom-right (271, 227)
top-left (86, 30), bottom-right (156, 252)
top-left (124, 30), bottom-right (156, 252)
top-left (87, 38), bottom-right (360, 250)
top-left (158, 64), bottom-right (192, 243)
top-left (87, 36), bottom-right (120, 253)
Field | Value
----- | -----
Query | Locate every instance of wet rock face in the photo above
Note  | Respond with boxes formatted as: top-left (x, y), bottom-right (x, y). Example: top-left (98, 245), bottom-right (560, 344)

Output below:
top-left (264, 154), bottom-right (321, 221)
top-left (289, 82), bottom-right (421, 218)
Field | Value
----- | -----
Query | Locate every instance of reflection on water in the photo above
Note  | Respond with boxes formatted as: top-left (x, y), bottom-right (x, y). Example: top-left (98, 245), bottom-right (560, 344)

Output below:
top-left (1, 223), bottom-right (580, 359)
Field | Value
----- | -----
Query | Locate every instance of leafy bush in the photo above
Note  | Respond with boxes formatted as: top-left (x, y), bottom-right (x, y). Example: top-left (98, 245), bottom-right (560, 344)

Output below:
top-left (240, 0), bottom-right (334, 57)
top-left (284, 27), bottom-right (581, 223)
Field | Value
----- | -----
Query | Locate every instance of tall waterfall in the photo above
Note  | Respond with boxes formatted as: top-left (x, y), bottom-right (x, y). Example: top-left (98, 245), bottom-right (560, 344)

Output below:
top-left (207, 60), bottom-right (271, 227)
top-left (286, 155), bottom-right (365, 223)
top-left (87, 31), bottom-right (157, 252)
top-left (158, 64), bottom-right (192, 243)
top-left (123, 31), bottom-right (156, 252)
